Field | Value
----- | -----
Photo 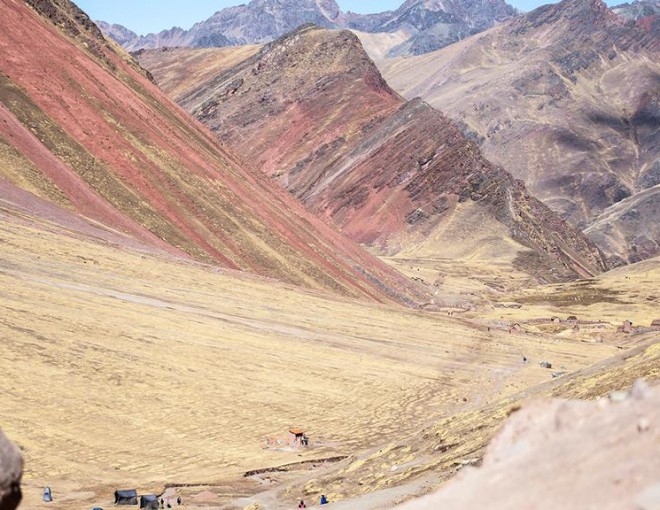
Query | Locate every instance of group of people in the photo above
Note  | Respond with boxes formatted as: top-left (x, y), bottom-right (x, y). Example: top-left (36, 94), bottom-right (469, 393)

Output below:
top-left (298, 494), bottom-right (328, 507)
top-left (159, 495), bottom-right (182, 508)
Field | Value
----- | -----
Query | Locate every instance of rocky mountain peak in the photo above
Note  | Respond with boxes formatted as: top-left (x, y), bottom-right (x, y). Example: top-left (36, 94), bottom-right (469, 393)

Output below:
top-left (315, 0), bottom-right (341, 20)
top-left (378, 0), bottom-right (518, 56)
top-left (563, 0), bottom-right (616, 21)
top-left (185, 24), bottom-right (399, 120)
top-left (146, 25), bottom-right (610, 279)
top-left (613, 0), bottom-right (660, 19)
top-left (511, 0), bottom-right (658, 52)
top-left (612, 0), bottom-right (660, 32)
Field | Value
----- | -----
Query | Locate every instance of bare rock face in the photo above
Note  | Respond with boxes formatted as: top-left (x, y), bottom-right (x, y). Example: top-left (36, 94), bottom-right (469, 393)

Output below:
top-left (97, 0), bottom-right (351, 51)
top-left (0, 430), bottom-right (22, 510)
top-left (613, 0), bottom-right (660, 23)
top-left (95, 20), bottom-right (140, 46)
top-left (398, 381), bottom-right (660, 510)
top-left (375, 0), bottom-right (519, 56)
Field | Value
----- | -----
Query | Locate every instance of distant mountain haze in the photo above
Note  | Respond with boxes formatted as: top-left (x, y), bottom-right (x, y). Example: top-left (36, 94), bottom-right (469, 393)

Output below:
top-left (80, 0), bottom-right (624, 37)
top-left (95, 0), bottom-right (521, 56)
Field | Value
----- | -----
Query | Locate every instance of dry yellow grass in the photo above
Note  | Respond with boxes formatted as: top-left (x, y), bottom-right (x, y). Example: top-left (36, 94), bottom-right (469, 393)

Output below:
top-left (381, 201), bottom-right (539, 307)
top-left (0, 209), bottom-right (621, 509)
top-left (283, 334), bottom-right (660, 510)
top-left (481, 256), bottom-right (660, 327)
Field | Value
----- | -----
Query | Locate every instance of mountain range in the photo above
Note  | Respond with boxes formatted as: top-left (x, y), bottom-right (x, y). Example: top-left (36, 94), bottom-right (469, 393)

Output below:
top-left (613, 0), bottom-right (660, 20)
top-left (97, 0), bottom-right (518, 57)
top-left (379, 0), bottom-right (660, 264)
top-left (136, 25), bottom-right (609, 283)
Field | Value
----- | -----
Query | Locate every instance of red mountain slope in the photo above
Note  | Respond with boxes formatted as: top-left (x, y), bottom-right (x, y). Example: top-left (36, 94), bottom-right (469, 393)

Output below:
top-left (141, 26), bottom-right (609, 281)
top-left (0, 0), bottom-right (422, 304)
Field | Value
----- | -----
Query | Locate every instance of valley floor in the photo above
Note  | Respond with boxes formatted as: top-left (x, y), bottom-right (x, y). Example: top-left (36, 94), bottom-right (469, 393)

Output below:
top-left (1, 200), bottom-right (658, 509)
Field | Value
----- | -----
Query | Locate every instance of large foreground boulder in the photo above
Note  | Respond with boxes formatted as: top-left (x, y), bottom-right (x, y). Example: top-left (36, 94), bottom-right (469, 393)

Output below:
top-left (399, 380), bottom-right (660, 510)
top-left (0, 430), bottom-right (22, 510)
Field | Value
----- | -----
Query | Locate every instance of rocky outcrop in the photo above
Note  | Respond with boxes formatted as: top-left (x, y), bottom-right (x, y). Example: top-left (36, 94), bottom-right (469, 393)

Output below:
top-left (95, 20), bottom-right (139, 46)
top-left (613, 0), bottom-right (660, 22)
top-left (98, 0), bottom-right (353, 50)
top-left (373, 0), bottom-right (518, 56)
top-left (96, 0), bottom-right (517, 57)
top-left (380, 0), bottom-right (660, 264)
top-left (398, 381), bottom-right (660, 510)
top-left (0, 430), bottom-right (22, 510)
top-left (141, 26), bottom-right (609, 281)
top-left (614, 0), bottom-right (660, 33)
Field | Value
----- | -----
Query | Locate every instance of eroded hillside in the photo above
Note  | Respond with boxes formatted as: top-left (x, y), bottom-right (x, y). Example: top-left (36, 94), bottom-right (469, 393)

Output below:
top-left (379, 0), bottom-right (660, 265)
top-left (137, 26), bottom-right (609, 284)
top-left (2, 2), bottom-right (659, 510)
top-left (0, 0), bottom-right (424, 304)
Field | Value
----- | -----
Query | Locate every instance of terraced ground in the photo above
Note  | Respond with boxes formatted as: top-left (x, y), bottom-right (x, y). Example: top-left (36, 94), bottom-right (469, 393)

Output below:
top-left (0, 198), bottom-right (629, 510)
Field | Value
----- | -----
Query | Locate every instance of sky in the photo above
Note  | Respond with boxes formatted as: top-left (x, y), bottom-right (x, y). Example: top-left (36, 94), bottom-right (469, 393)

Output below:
top-left (75, 0), bottom-right (615, 36)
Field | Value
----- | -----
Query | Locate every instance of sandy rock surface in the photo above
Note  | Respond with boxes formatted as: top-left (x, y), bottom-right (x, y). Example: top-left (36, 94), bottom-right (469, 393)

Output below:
top-left (0, 430), bottom-right (22, 510)
top-left (398, 380), bottom-right (660, 510)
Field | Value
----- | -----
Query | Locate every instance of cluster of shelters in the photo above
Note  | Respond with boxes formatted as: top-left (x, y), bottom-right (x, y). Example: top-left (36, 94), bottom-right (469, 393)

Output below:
top-left (43, 487), bottom-right (166, 508)
top-left (115, 490), bottom-right (178, 509)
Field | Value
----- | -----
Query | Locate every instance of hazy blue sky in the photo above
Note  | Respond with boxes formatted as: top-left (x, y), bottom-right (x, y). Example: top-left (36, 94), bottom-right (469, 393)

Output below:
top-left (76, 0), bottom-right (615, 35)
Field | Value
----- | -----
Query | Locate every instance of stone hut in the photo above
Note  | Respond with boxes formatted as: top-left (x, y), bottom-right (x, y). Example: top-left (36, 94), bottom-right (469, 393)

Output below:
top-left (622, 320), bottom-right (633, 334)
top-left (509, 323), bottom-right (523, 334)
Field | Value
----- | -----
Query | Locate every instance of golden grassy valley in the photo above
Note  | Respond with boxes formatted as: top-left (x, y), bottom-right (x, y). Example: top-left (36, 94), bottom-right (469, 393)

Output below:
top-left (1, 1), bottom-right (659, 509)
top-left (2, 196), bottom-right (658, 509)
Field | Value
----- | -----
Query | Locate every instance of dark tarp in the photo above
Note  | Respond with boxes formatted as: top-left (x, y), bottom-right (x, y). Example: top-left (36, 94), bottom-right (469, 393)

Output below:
top-left (140, 495), bottom-right (159, 509)
top-left (114, 490), bottom-right (138, 505)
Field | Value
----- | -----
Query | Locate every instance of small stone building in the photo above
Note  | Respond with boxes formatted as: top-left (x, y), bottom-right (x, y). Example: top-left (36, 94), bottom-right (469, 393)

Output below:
top-left (622, 320), bottom-right (633, 334)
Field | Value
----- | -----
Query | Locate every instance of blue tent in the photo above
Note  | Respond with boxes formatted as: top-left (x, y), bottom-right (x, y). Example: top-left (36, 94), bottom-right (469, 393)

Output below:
top-left (114, 490), bottom-right (138, 505)
top-left (140, 495), bottom-right (159, 509)
top-left (42, 487), bottom-right (52, 502)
